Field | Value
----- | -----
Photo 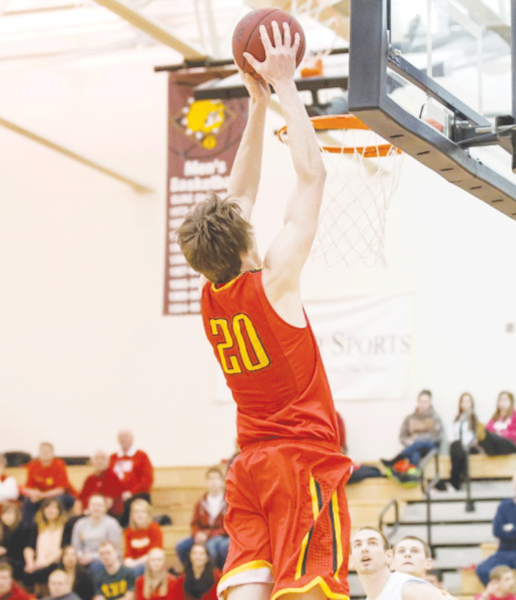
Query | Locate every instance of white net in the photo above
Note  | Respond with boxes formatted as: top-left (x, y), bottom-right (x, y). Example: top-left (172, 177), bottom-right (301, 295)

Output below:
top-left (280, 117), bottom-right (405, 267)
top-left (289, 0), bottom-right (341, 56)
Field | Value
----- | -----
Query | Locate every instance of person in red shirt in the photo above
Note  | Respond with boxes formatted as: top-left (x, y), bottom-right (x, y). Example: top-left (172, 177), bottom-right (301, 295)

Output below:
top-left (474, 565), bottom-right (516, 600)
top-left (0, 562), bottom-right (34, 600)
top-left (177, 23), bottom-right (352, 600)
top-left (74, 451), bottom-right (123, 518)
top-left (123, 500), bottom-right (163, 576)
top-left (176, 468), bottom-right (228, 570)
top-left (135, 549), bottom-right (176, 600)
top-left (109, 431), bottom-right (153, 528)
top-left (172, 544), bottom-right (220, 600)
top-left (22, 443), bottom-right (76, 525)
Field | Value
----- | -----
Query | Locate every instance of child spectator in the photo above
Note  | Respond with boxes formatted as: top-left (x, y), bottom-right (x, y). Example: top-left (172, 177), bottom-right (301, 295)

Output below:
top-left (476, 473), bottom-right (516, 585)
top-left (43, 570), bottom-right (81, 600)
top-left (22, 443), bottom-right (76, 524)
top-left (123, 500), bottom-right (163, 577)
top-left (0, 454), bottom-right (19, 507)
top-left (171, 544), bottom-right (220, 600)
top-left (74, 452), bottom-right (123, 519)
top-left (94, 542), bottom-right (135, 600)
top-left (59, 546), bottom-right (95, 600)
top-left (135, 549), bottom-right (176, 600)
top-left (0, 562), bottom-right (33, 600)
top-left (175, 468), bottom-right (228, 570)
top-left (382, 390), bottom-right (444, 485)
top-left (0, 502), bottom-right (28, 580)
top-left (23, 498), bottom-right (66, 586)
top-left (449, 393), bottom-right (481, 491)
top-left (71, 495), bottom-right (122, 580)
top-left (474, 566), bottom-right (516, 600)
top-left (109, 431), bottom-right (153, 528)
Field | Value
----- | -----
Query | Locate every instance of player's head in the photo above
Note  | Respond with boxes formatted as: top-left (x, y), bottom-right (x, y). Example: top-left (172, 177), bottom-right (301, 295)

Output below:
top-left (391, 536), bottom-right (432, 578)
top-left (351, 528), bottom-right (392, 576)
top-left (177, 192), bottom-right (254, 284)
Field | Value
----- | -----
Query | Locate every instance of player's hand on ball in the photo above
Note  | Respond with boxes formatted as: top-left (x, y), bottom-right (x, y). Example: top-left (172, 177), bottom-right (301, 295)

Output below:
top-left (243, 21), bottom-right (300, 87)
top-left (238, 68), bottom-right (271, 103)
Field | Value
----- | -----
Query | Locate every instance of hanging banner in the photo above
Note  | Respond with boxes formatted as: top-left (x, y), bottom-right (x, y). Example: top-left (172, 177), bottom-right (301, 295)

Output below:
top-left (214, 294), bottom-right (413, 402)
top-left (164, 71), bottom-right (248, 316)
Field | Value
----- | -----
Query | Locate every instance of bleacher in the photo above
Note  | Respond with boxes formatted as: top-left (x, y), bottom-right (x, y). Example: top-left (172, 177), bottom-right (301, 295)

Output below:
top-left (7, 453), bottom-right (516, 598)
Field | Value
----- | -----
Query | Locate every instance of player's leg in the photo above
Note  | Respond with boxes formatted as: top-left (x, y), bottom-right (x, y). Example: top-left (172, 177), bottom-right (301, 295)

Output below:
top-left (280, 586), bottom-right (328, 600)
top-left (227, 583), bottom-right (273, 600)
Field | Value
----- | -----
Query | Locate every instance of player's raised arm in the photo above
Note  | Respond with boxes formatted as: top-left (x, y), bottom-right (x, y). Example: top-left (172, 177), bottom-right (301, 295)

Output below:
top-left (227, 72), bottom-right (270, 221)
top-left (244, 22), bottom-right (326, 293)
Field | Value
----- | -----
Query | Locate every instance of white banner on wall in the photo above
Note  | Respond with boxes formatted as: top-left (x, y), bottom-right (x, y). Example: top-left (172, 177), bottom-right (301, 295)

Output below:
top-left (214, 294), bottom-right (413, 403)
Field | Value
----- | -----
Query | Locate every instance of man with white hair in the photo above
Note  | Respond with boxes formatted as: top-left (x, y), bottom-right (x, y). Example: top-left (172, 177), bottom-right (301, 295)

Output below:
top-left (351, 527), bottom-right (444, 599)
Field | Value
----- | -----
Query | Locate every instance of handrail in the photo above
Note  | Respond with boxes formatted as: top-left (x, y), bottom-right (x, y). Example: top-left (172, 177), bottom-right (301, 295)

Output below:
top-left (419, 447), bottom-right (441, 550)
top-left (463, 440), bottom-right (476, 513)
top-left (378, 498), bottom-right (400, 541)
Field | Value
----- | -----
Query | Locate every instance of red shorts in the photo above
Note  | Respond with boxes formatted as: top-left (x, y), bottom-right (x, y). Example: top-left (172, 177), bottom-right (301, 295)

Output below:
top-left (218, 439), bottom-right (353, 600)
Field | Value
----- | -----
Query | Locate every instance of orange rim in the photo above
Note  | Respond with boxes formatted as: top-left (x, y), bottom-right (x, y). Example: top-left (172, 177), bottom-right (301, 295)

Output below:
top-left (277, 114), bottom-right (402, 158)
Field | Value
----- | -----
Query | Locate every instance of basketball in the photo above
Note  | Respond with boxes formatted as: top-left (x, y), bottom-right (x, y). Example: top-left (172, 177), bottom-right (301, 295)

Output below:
top-left (232, 8), bottom-right (306, 75)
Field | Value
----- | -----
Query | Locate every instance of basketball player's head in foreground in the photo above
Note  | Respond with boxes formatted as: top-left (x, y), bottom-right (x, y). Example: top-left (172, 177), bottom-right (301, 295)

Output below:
top-left (351, 528), bottom-right (445, 599)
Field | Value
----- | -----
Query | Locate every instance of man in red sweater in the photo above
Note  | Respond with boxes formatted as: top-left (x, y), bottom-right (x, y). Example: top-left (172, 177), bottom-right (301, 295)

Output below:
top-left (0, 562), bottom-right (33, 600)
top-left (109, 430), bottom-right (153, 526)
top-left (22, 442), bottom-right (76, 524)
top-left (75, 451), bottom-right (123, 518)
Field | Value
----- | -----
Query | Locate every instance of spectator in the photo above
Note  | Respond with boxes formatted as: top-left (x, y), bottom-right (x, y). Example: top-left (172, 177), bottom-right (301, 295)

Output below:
top-left (475, 566), bottom-right (516, 600)
top-left (59, 546), bottom-right (95, 600)
top-left (109, 431), bottom-right (153, 528)
top-left (382, 390), bottom-right (444, 485)
top-left (0, 455), bottom-right (19, 507)
top-left (123, 500), bottom-right (163, 577)
top-left (71, 495), bottom-right (122, 580)
top-left (0, 502), bottom-right (28, 580)
top-left (43, 570), bottom-right (81, 600)
top-left (336, 412), bottom-right (347, 454)
top-left (171, 544), bottom-right (220, 600)
top-left (74, 453), bottom-right (123, 519)
top-left (0, 562), bottom-right (33, 600)
top-left (22, 443), bottom-right (76, 524)
top-left (135, 549), bottom-right (176, 600)
top-left (426, 570), bottom-right (445, 591)
top-left (94, 541), bottom-right (135, 600)
top-left (176, 468), bottom-right (228, 570)
top-left (476, 473), bottom-right (516, 585)
top-left (23, 498), bottom-right (66, 586)
top-left (449, 393), bottom-right (481, 491)
top-left (478, 393), bottom-right (516, 455)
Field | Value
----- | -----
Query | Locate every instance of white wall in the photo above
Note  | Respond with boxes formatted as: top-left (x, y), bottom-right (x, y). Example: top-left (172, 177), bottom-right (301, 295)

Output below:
top-left (0, 48), bottom-right (515, 465)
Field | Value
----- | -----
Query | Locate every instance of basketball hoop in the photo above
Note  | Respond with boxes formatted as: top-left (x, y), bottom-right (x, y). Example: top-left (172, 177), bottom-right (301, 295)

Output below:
top-left (277, 114), bottom-right (404, 267)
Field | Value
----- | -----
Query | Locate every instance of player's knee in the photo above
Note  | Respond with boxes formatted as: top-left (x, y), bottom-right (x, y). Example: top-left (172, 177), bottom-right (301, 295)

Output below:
top-left (227, 582), bottom-right (273, 600)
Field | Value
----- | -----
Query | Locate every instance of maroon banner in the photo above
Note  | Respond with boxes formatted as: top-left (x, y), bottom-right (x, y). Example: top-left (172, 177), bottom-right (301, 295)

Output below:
top-left (164, 71), bottom-right (248, 316)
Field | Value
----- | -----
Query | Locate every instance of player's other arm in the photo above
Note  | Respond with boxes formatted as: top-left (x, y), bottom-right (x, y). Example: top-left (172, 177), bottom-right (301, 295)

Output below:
top-left (245, 23), bottom-right (326, 291)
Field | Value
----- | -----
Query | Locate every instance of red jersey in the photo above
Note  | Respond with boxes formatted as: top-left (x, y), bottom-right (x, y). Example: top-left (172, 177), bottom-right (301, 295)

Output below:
top-left (24, 458), bottom-right (76, 495)
top-left (79, 469), bottom-right (123, 515)
top-left (201, 270), bottom-right (340, 448)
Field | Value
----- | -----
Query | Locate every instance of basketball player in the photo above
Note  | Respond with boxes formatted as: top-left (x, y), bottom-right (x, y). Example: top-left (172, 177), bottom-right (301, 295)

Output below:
top-left (178, 20), bottom-right (352, 600)
top-left (391, 536), bottom-right (457, 598)
top-left (351, 528), bottom-right (444, 599)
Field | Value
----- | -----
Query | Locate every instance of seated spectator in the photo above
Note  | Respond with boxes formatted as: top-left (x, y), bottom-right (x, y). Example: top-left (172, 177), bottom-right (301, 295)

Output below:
top-left (123, 500), bottom-right (163, 577)
top-left (171, 544), bottom-right (220, 600)
top-left (0, 455), bottom-right (19, 507)
top-left (59, 546), bottom-right (95, 600)
top-left (109, 431), bottom-right (153, 528)
top-left (426, 569), bottom-right (446, 591)
top-left (381, 390), bottom-right (443, 486)
top-left (0, 502), bottom-right (28, 580)
top-left (474, 566), bottom-right (516, 600)
top-left (476, 473), bottom-right (516, 585)
top-left (449, 393), bottom-right (481, 491)
top-left (43, 570), bottom-right (81, 600)
top-left (23, 498), bottom-right (66, 586)
top-left (135, 549), bottom-right (176, 600)
top-left (71, 495), bottom-right (122, 580)
top-left (22, 443), bottom-right (76, 525)
top-left (391, 536), bottom-right (456, 598)
top-left (74, 452), bottom-right (123, 519)
top-left (478, 393), bottom-right (516, 456)
top-left (0, 562), bottom-right (33, 600)
top-left (94, 542), bottom-right (135, 600)
top-left (176, 468), bottom-right (228, 570)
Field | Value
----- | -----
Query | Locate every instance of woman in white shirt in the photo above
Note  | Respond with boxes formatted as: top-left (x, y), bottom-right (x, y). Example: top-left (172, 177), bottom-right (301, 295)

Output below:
top-left (449, 393), bottom-right (481, 491)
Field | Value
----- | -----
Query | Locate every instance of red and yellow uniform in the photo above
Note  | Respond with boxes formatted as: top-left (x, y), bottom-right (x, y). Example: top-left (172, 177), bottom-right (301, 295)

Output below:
top-left (201, 270), bottom-right (353, 600)
top-left (24, 458), bottom-right (76, 495)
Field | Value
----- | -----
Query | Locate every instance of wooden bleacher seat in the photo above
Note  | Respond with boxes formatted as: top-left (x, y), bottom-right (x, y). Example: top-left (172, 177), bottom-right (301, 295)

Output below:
top-left (346, 478), bottom-right (422, 502)
top-left (481, 541), bottom-right (497, 558)
top-left (424, 454), bottom-right (516, 480)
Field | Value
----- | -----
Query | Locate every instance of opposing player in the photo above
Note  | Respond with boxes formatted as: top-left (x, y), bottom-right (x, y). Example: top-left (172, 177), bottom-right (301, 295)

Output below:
top-left (178, 20), bottom-right (352, 600)
top-left (391, 537), bottom-right (457, 598)
top-left (351, 528), bottom-right (445, 599)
